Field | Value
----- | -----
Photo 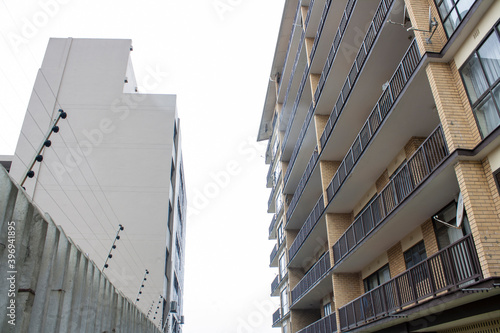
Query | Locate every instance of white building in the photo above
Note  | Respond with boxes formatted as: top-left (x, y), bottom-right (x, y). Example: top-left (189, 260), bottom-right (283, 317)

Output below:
top-left (9, 38), bottom-right (186, 332)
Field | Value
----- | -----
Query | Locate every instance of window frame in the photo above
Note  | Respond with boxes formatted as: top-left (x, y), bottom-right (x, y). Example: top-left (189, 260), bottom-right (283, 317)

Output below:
top-left (459, 22), bottom-right (500, 139)
top-left (363, 264), bottom-right (390, 292)
top-left (403, 240), bottom-right (427, 269)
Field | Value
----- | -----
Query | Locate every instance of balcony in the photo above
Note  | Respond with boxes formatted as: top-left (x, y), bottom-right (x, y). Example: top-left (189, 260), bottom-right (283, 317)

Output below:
top-left (288, 195), bottom-right (325, 261)
top-left (282, 0), bottom-right (382, 194)
top-left (272, 308), bottom-right (281, 327)
top-left (338, 235), bottom-right (482, 330)
top-left (269, 214), bottom-right (277, 240)
top-left (297, 312), bottom-right (337, 333)
top-left (270, 243), bottom-right (279, 267)
top-left (332, 126), bottom-right (449, 266)
top-left (271, 275), bottom-right (279, 295)
top-left (291, 251), bottom-right (331, 305)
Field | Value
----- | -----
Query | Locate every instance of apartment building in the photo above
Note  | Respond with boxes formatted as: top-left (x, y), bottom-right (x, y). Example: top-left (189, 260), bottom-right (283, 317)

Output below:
top-left (9, 38), bottom-right (186, 333)
top-left (259, 0), bottom-right (500, 332)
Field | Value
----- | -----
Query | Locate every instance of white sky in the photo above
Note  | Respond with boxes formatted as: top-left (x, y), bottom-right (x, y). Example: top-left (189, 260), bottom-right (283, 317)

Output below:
top-left (0, 0), bottom-right (284, 332)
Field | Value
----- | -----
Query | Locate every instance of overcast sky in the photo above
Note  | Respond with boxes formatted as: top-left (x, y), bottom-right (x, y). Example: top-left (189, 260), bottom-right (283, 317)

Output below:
top-left (0, 0), bottom-right (284, 332)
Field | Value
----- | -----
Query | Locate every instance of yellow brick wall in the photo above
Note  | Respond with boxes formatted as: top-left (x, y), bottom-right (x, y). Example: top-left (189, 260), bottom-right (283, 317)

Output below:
top-left (387, 242), bottom-right (406, 277)
top-left (404, 0), bottom-right (447, 54)
top-left (332, 273), bottom-right (363, 329)
top-left (376, 170), bottom-right (390, 193)
top-left (315, 115), bottom-right (328, 149)
top-left (454, 160), bottom-right (500, 278)
top-left (326, 213), bottom-right (353, 265)
top-left (320, 161), bottom-right (341, 201)
top-left (421, 218), bottom-right (439, 256)
top-left (404, 137), bottom-right (426, 159)
top-left (426, 62), bottom-right (480, 151)
top-left (291, 309), bottom-right (321, 333)
top-left (310, 74), bottom-right (320, 103)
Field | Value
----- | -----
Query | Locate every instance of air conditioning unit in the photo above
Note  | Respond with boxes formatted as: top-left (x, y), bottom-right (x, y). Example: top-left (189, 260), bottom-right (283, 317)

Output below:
top-left (170, 301), bottom-right (177, 313)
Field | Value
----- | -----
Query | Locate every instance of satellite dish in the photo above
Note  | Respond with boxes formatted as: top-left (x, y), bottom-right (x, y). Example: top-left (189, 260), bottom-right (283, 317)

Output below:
top-left (456, 192), bottom-right (464, 228)
top-left (433, 192), bottom-right (464, 229)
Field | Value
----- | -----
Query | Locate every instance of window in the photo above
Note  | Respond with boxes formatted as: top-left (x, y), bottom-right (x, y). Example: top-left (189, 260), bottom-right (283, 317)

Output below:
top-left (283, 322), bottom-right (288, 333)
top-left (433, 200), bottom-right (470, 249)
top-left (434, 0), bottom-right (475, 37)
top-left (277, 222), bottom-right (285, 246)
top-left (363, 264), bottom-right (391, 292)
top-left (494, 168), bottom-right (500, 195)
top-left (323, 302), bottom-right (332, 316)
top-left (279, 253), bottom-right (287, 279)
top-left (460, 26), bottom-right (500, 138)
top-left (404, 241), bottom-right (427, 269)
top-left (281, 287), bottom-right (289, 315)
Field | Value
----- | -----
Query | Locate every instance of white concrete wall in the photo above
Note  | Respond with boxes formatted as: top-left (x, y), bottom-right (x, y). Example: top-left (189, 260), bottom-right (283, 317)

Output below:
top-left (9, 38), bottom-right (182, 326)
top-left (0, 166), bottom-right (162, 332)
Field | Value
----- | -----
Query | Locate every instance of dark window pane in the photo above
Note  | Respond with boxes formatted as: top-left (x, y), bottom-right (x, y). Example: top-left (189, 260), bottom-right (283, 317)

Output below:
top-left (444, 10), bottom-right (460, 37)
top-left (462, 54), bottom-right (489, 104)
top-left (456, 0), bottom-right (474, 19)
top-left (474, 92), bottom-right (500, 137)
top-left (478, 33), bottom-right (500, 85)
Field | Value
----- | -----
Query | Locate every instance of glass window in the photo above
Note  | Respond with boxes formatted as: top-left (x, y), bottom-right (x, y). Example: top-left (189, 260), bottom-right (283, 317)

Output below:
top-left (434, 0), bottom-right (475, 37)
top-left (277, 222), bottom-right (285, 246)
top-left (279, 253), bottom-right (287, 279)
top-left (404, 241), bottom-right (427, 269)
top-left (433, 200), bottom-right (470, 249)
top-left (283, 322), bottom-right (288, 333)
top-left (460, 29), bottom-right (500, 138)
top-left (363, 264), bottom-right (391, 292)
top-left (323, 302), bottom-right (332, 316)
top-left (281, 288), bottom-right (289, 314)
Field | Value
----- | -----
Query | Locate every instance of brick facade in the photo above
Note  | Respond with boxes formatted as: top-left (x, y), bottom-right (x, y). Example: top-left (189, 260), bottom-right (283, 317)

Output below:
top-left (426, 62), bottom-right (480, 151)
top-left (387, 242), bottom-right (406, 277)
top-left (454, 160), bottom-right (500, 278)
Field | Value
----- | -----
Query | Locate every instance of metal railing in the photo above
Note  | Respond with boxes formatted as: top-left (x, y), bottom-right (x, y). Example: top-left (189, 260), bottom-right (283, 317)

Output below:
top-left (269, 214), bottom-right (277, 237)
top-left (278, 0), bottom-right (303, 105)
top-left (319, 0), bottom-right (395, 149)
top-left (338, 234), bottom-right (482, 330)
top-left (270, 243), bottom-right (279, 266)
top-left (325, 40), bottom-right (421, 204)
top-left (332, 126), bottom-right (449, 265)
top-left (291, 251), bottom-right (331, 305)
top-left (271, 275), bottom-right (279, 295)
top-left (288, 195), bottom-right (325, 261)
top-left (297, 312), bottom-right (337, 333)
top-left (283, 0), bottom-right (360, 188)
top-left (286, 144), bottom-right (319, 222)
top-left (273, 308), bottom-right (281, 326)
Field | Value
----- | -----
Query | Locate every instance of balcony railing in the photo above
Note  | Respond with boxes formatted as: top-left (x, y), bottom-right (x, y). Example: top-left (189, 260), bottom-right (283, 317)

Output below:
top-left (271, 275), bottom-right (279, 295)
top-left (268, 171), bottom-right (281, 209)
top-left (270, 244), bottom-right (278, 266)
top-left (288, 195), bottom-right (325, 261)
top-left (286, 143), bottom-right (319, 222)
top-left (278, 0), bottom-right (302, 103)
top-left (273, 308), bottom-right (281, 326)
top-left (338, 234), bottom-right (482, 330)
top-left (269, 214), bottom-right (277, 237)
top-left (297, 312), bottom-right (337, 333)
top-left (283, 0), bottom-right (362, 188)
top-left (332, 126), bottom-right (448, 265)
top-left (283, 102), bottom-right (314, 187)
top-left (291, 251), bottom-right (331, 305)
top-left (325, 40), bottom-right (422, 203)
top-left (304, 0), bottom-right (315, 30)
top-left (319, 0), bottom-right (394, 149)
